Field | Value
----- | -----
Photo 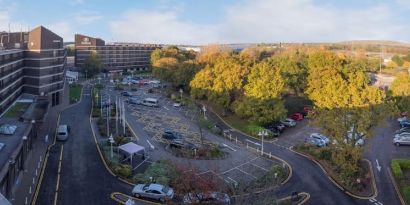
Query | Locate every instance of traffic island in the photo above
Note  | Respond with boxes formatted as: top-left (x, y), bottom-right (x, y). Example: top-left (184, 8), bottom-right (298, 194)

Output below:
top-left (277, 192), bottom-right (310, 205)
top-left (291, 145), bottom-right (377, 199)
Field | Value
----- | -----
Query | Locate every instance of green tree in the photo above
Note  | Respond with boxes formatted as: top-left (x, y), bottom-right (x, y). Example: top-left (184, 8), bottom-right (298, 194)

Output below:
top-left (83, 52), bottom-right (102, 77)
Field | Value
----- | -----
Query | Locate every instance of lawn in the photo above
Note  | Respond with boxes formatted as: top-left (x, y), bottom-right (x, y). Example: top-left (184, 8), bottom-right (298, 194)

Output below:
top-left (391, 159), bottom-right (410, 204)
top-left (69, 84), bottom-right (83, 104)
top-left (3, 102), bottom-right (30, 118)
top-left (205, 101), bottom-right (265, 138)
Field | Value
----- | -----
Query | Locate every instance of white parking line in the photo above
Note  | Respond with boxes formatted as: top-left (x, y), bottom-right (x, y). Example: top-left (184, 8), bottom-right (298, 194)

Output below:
top-left (251, 163), bottom-right (268, 171)
top-left (220, 157), bottom-right (259, 174)
top-left (146, 140), bottom-right (155, 150)
top-left (163, 106), bottom-right (169, 110)
top-left (222, 143), bottom-right (237, 151)
top-left (227, 177), bottom-right (238, 185)
top-left (235, 168), bottom-right (257, 179)
top-left (245, 139), bottom-right (261, 146)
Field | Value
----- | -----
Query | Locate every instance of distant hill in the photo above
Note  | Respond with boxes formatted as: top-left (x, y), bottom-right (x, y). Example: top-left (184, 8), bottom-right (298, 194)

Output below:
top-left (337, 40), bottom-right (410, 47)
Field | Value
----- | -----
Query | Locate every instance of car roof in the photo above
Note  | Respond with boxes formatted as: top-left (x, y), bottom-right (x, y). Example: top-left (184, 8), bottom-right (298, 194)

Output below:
top-left (58, 125), bottom-right (67, 132)
top-left (148, 184), bottom-right (164, 191)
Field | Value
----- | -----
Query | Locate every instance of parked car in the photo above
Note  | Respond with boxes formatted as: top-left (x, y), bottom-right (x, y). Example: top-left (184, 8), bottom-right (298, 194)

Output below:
top-left (305, 136), bottom-right (326, 147)
top-left (309, 133), bottom-right (330, 145)
top-left (173, 102), bottom-right (182, 107)
top-left (56, 125), bottom-right (70, 141)
top-left (169, 138), bottom-right (197, 150)
top-left (265, 126), bottom-right (280, 137)
top-left (280, 118), bottom-right (296, 127)
top-left (132, 183), bottom-right (174, 202)
top-left (162, 130), bottom-right (183, 141)
top-left (121, 91), bottom-right (133, 97)
top-left (290, 112), bottom-right (304, 121)
top-left (128, 97), bottom-right (142, 105)
top-left (395, 127), bottom-right (410, 135)
top-left (344, 131), bottom-right (365, 146)
top-left (400, 120), bottom-right (410, 128)
top-left (393, 133), bottom-right (410, 146)
top-left (183, 192), bottom-right (231, 204)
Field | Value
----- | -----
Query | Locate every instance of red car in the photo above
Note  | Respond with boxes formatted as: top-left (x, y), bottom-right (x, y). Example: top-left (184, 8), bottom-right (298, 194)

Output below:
top-left (290, 112), bottom-right (304, 121)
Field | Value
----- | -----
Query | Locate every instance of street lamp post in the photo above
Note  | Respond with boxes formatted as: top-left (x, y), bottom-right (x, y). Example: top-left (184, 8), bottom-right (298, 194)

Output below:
top-left (179, 88), bottom-right (183, 102)
top-left (202, 105), bottom-right (207, 120)
top-left (258, 130), bottom-right (268, 155)
top-left (109, 134), bottom-right (114, 159)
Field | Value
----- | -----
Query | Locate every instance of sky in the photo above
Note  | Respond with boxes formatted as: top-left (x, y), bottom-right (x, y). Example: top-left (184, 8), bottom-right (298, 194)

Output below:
top-left (1, 0), bottom-right (410, 44)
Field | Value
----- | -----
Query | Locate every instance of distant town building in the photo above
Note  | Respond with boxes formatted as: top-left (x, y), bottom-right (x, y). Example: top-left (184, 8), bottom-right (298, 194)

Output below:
top-left (0, 26), bottom-right (66, 111)
top-left (74, 34), bottom-right (162, 72)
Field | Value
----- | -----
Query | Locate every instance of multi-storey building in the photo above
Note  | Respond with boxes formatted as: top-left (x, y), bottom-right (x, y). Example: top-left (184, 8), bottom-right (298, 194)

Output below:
top-left (0, 26), bottom-right (66, 112)
top-left (74, 34), bottom-right (161, 72)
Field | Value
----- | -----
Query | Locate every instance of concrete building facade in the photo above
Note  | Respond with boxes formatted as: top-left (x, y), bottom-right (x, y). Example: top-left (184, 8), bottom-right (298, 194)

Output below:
top-left (74, 34), bottom-right (161, 72)
top-left (0, 26), bottom-right (66, 112)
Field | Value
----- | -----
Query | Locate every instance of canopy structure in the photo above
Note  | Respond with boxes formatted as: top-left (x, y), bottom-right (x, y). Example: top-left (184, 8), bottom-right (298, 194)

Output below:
top-left (118, 142), bottom-right (145, 168)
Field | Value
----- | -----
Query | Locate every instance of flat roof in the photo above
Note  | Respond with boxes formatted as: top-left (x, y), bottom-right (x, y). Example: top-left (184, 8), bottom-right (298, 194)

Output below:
top-left (0, 118), bottom-right (30, 170)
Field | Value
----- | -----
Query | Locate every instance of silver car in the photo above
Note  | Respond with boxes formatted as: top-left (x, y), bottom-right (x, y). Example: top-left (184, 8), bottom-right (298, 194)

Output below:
top-left (394, 133), bottom-right (410, 146)
top-left (280, 118), bottom-right (296, 127)
top-left (132, 183), bottom-right (174, 202)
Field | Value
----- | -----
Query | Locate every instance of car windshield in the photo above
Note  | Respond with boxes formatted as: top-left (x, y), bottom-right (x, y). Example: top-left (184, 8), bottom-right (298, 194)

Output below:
top-left (162, 186), bottom-right (169, 193)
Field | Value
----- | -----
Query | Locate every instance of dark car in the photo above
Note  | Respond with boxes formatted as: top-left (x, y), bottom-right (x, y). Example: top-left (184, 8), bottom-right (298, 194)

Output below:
top-left (121, 91), bottom-right (132, 97)
top-left (395, 127), bottom-right (410, 135)
top-left (162, 130), bottom-right (183, 141)
top-left (264, 126), bottom-right (280, 137)
top-left (267, 122), bottom-right (285, 133)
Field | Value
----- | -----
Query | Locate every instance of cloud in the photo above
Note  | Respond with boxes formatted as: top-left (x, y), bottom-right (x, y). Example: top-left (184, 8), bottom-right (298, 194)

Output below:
top-left (75, 11), bottom-right (102, 25)
top-left (108, 0), bottom-right (409, 44)
top-left (109, 10), bottom-right (219, 44)
top-left (46, 22), bottom-right (73, 42)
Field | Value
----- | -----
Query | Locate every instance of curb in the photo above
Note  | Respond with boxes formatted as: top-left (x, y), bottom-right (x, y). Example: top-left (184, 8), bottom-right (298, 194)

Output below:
top-left (110, 192), bottom-right (161, 205)
top-left (289, 146), bottom-right (378, 200)
top-left (387, 167), bottom-right (407, 205)
top-left (277, 192), bottom-right (311, 205)
top-left (31, 114), bottom-right (61, 205)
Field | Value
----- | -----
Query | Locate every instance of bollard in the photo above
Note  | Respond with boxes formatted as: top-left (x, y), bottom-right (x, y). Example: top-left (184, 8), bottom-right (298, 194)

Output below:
top-left (32, 177), bottom-right (35, 184)
top-left (29, 186), bottom-right (32, 194)
top-left (229, 134), bottom-right (232, 141)
top-left (35, 169), bottom-right (38, 176)
top-left (247, 143), bottom-right (248, 149)
top-left (235, 137), bottom-right (238, 143)
top-left (40, 155), bottom-right (42, 162)
top-left (269, 152), bottom-right (272, 158)
top-left (25, 197), bottom-right (28, 204)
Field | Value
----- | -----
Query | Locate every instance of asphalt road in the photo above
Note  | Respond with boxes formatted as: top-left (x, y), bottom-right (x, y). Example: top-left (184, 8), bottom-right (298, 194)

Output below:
top-left (364, 119), bottom-right (409, 205)
top-left (36, 84), bottom-right (132, 205)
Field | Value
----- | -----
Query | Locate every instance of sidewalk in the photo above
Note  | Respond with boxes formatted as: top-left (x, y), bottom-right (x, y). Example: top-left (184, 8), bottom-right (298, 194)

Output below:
top-left (12, 85), bottom-right (70, 205)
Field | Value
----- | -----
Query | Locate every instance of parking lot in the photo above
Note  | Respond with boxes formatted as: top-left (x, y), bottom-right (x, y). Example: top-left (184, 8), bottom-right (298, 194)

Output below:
top-left (101, 81), bottom-right (286, 187)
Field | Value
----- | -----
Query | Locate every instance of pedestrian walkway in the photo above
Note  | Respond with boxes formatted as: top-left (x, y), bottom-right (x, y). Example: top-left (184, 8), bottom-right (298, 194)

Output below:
top-left (12, 84), bottom-right (70, 205)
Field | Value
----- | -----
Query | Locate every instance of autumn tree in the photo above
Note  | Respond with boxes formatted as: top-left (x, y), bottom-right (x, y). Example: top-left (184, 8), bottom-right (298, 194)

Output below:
top-left (390, 73), bottom-right (410, 112)
top-left (305, 50), bottom-right (388, 180)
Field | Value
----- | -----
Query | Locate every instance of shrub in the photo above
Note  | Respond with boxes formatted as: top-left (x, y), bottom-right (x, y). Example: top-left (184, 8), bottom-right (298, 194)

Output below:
top-left (318, 148), bottom-right (332, 161)
top-left (114, 164), bottom-right (132, 178)
top-left (391, 160), bottom-right (404, 179)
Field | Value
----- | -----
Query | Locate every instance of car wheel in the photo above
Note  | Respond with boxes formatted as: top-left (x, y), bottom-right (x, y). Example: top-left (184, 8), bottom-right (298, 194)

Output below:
top-left (133, 193), bottom-right (140, 198)
top-left (395, 142), bottom-right (400, 146)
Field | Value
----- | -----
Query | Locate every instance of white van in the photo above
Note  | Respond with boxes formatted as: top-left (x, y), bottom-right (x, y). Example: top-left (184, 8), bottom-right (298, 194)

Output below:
top-left (141, 98), bottom-right (159, 107)
top-left (57, 125), bottom-right (69, 141)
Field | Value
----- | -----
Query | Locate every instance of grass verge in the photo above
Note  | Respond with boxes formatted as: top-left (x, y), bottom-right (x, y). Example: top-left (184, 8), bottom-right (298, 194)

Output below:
top-left (391, 159), bottom-right (410, 204)
top-left (4, 102), bottom-right (30, 118)
top-left (69, 84), bottom-right (83, 104)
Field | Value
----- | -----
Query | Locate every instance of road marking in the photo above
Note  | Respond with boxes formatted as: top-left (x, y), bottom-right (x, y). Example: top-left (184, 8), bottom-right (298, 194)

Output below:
top-left (221, 143), bottom-right (236, 151)
top-left (369, 198), bottom-right (376, 202)
top-left (54, 145), bottom-right (64, 205)
top-left (227, 177), bottom-right (238, 185)
top-left (235, 168), bottom-right (257, 179)
top-left (146, 140), bottom-right (155, 150)
top-left (163, 106), bottom-right (169, 110)
top-left (245, 139), bottom-right (261, 146)
top-left (376, 159), bottom-right (381, 172)
top-left (251, 163), bottom-right (269, 171)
